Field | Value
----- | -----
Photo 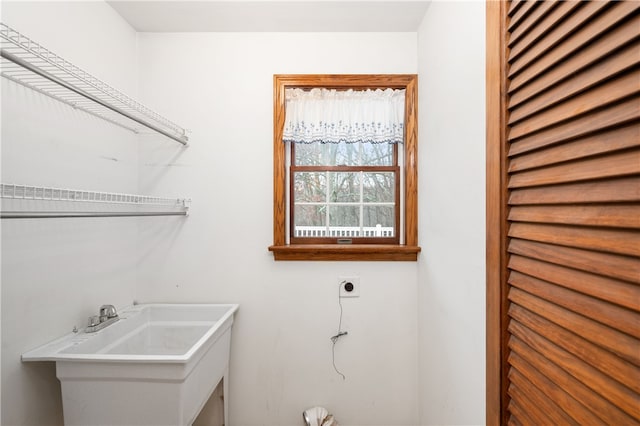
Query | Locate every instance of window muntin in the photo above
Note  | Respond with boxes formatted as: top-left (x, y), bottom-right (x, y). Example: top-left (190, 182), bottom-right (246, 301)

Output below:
top-left (290, 142), bottom-right (399, 244)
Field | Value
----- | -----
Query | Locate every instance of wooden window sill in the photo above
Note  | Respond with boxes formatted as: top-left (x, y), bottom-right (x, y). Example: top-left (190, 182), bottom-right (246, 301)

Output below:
top-left (268, 244), bottom-right (421, 261)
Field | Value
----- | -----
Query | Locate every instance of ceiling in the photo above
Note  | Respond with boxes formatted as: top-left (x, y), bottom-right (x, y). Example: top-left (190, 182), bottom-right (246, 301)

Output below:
top-left (107, 1), bottom-right (432, 32)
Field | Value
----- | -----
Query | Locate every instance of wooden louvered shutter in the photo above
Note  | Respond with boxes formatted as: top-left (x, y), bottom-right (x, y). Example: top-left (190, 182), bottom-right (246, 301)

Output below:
top-left (487, 1), bottom-right (640, 425)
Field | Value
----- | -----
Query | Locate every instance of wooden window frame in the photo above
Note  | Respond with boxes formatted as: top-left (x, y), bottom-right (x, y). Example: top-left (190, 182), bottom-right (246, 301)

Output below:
top-left (269, 74), bottom-right (421, 261)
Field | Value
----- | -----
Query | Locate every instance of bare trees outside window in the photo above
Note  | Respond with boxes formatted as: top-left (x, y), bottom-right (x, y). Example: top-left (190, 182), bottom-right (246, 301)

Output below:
top-left (291, 141), bottom-right (399, 242)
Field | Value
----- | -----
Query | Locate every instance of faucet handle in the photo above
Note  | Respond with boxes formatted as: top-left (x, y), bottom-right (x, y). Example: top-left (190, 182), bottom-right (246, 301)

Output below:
top-left (88, 315), bottom-right (100, 327)
top-left (99, 304), bottom-right (118, 319)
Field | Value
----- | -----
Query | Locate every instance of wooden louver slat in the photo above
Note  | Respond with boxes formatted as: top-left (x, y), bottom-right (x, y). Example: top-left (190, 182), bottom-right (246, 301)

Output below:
top-left (508, 222), bottom-right (640, 257)
top-left (508, 176), bottom-right (640, 205)
top-left (508, 204), bottom-right (640, 228)
top-left (507, 0), bottom-right (525, 17)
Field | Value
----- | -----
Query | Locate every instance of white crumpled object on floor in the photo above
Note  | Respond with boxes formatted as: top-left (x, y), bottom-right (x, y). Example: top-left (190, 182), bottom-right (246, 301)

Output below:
top-left (303, 406), bottom-right (339, 426)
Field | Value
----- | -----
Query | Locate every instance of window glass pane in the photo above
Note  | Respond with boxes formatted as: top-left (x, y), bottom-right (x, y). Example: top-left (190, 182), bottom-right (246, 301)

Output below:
top-left (363, 206), bottom-right (395, 236)
top-left (295, 143), bottom-right (348, 166)
top-left (329, 172), bottom-right (360, 202)
top-left (331, 142), bottom-right (360, 166)
top-left (329, 205), bottom-right (359, 228)
top-left (294, 143), bottom-right (325, 166)
top-left (294, 172), bottom-right (326, 202)
top-left (294, 205), bottom-right (325, 228)
top-left (295, 142), bottom-right (394, 166)
top-left (361, 143), bottom-right (393, 166)
top-left (363, 172), bottom-right (395, 203)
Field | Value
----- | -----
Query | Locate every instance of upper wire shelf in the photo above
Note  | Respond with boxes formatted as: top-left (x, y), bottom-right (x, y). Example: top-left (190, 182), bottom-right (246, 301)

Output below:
top-left (0, 23), bottom-right (189, 145)
top-left (1, 183), bottom-right (190, 219)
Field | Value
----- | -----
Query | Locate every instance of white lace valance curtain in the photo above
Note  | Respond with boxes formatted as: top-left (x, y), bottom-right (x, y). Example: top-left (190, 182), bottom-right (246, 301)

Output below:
top-left (283, 88), bottom-right (405, 144)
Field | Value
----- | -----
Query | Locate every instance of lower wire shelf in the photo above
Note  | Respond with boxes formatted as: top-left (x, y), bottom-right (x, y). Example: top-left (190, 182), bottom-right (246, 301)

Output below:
top-left (2, 211), bottom-right (188, 219)
top-left (0, 183), bottom-right (190, 219)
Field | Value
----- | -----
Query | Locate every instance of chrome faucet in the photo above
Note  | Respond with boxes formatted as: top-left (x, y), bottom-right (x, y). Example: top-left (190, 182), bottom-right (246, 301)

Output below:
top-left (86, 304), bottom-right (119, 332)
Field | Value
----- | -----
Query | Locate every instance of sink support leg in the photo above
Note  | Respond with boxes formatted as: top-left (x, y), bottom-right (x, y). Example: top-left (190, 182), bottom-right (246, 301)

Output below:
top-left (223, 368), bottom-right (229, 426)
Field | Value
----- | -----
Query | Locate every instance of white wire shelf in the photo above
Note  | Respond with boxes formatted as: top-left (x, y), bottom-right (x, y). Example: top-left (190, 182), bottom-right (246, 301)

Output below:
top-left (0, 22), bottom-right (189, 145)
top-left (1, 183), bottom-right (190, 219)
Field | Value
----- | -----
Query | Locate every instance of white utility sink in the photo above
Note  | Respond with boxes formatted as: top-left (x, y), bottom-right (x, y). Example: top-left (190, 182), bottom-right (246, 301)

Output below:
top-left (22, 303), bottom-right (239, 426)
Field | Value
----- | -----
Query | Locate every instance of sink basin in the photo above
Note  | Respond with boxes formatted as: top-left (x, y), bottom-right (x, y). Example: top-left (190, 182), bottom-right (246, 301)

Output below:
top-left (79, 323), bottom-right (212, 356)
top-left (22, 303), bottom-right (239, 425)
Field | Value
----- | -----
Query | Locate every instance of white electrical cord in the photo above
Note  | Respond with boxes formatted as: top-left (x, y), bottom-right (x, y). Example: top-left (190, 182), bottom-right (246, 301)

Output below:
top-left (330, 281), bottom-right (348, 380)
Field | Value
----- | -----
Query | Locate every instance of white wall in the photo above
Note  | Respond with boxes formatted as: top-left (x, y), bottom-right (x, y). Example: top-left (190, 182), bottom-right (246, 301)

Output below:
top-left (135, 32), bottom-right (421, 426)
top-left (0, 2), bottom-right (140, 424)
top-left (417, 2), bottom-right (486, 425)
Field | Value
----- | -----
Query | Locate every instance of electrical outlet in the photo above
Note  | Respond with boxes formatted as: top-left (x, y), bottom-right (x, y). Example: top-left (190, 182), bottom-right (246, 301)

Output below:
top-left (339, 276), bottom-right (360, 298)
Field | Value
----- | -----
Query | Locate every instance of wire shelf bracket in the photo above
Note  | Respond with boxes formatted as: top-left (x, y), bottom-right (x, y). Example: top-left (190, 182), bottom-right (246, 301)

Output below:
top-left (1, 183), bottom-right (190, 219)
top-left (0, 22), bottom-right (189, 145)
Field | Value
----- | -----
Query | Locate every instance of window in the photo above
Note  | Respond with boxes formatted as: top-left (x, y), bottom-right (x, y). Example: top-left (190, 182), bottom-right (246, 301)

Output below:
top-left (289, 89), bottom-right (402, 244)
top-left (269, 75), bottom-right (420, 261)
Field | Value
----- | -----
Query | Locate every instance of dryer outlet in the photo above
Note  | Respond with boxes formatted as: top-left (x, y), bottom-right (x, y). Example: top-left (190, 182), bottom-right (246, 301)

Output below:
top-left (339, 276), bottom-right (360, 298)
